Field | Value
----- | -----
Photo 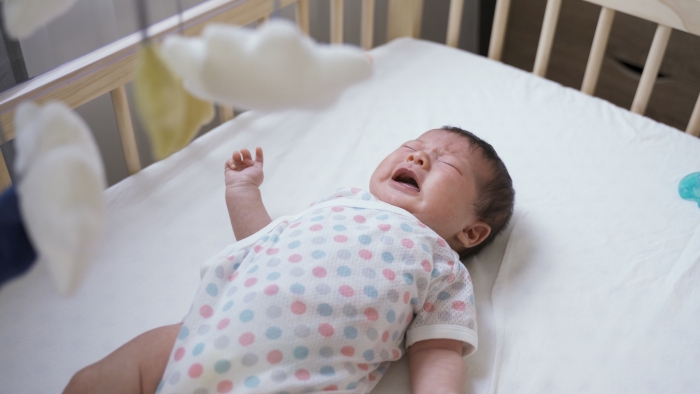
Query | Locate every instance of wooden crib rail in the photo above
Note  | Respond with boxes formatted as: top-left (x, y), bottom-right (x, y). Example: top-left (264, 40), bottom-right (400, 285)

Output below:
top-left (489, 0), bottom-right (700, 136)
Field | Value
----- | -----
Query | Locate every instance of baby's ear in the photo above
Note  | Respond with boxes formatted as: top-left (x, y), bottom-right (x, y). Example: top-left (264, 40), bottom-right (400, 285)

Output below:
top-left (456, 222), bottom-right (491, 249)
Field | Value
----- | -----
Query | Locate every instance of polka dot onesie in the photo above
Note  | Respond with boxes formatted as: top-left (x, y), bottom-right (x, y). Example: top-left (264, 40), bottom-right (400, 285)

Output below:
top-left (158, 187), bottom-right (478, 394)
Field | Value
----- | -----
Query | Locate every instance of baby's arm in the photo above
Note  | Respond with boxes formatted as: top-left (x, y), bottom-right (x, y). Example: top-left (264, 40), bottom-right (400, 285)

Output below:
top-left (225, 147), bottom-right (272, 240)
top-left (408, 338), bottom-right (467, 394)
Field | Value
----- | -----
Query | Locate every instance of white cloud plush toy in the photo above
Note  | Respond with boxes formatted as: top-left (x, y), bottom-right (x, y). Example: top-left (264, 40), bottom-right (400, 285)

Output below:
top-left (14, 101), bottom-right (107, 296)
top-left (160, 19), bottom-right (373, 111)
top-left (2, 0), bottom-right (78, 39)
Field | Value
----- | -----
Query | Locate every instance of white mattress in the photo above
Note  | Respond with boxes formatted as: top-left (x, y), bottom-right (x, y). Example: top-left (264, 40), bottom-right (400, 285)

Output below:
top-left (1, 38), bottom-right (699, 394)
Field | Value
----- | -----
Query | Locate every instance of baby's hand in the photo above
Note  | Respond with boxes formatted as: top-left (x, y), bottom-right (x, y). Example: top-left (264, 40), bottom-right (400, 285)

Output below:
top-left (225, 147), bottom-right (264, 188)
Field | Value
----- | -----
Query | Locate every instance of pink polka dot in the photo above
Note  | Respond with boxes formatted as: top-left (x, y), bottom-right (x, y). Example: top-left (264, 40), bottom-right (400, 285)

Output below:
top-left (353, 215), bottom-right (366, 223)
top-left (403, 292), bottom-right (410, 304)
top-left (417, 221), bottom-right (427, 228)
top-left (264, 284), bottom-right (279, 295)
top-left (341, 346), bottom-right (355, 356)
top-left (364, 308), bottom-right (379, 321)
top-left (174, 347), bottom-right (185, 361)
top-left (358, 364), bottom-right (369, 371)
top-left (253, 245), bottom-right (263, 253)
top-left (228, 272), bottom-right (238, 282)
top-left (288, 254), bottom-right (302, 263)
top-left (267, 350), bottom-right (283, 364)
top-left (266, 248), bottom-right (279, 255)
top-left (382, 331), bottom-right (389, 342)
top-left (467, 274), bottom-right (472, 282)
top-left (310, 224), bottom-right (323, 231)
top-left (290, 222), bottom-right (301, 228)
top-left (332, 206), bottom-right (344, 212)
top-left (351, 187), bottom-right (361, 194)
top-left (406, 314), bottom-right (412, 322)
top-left (244, 277), bottom-right (257, 287)
top-left (378, 224), bottom-right (391, 231)
top-left (369, 374), bottom-right (377, 382)
top-left (447, 260), bottom-right (455, 267)
top-left (323, 385), bottom-right (339, 391)
top-left (339, 285), bottom-right (354, 297)
top-left (392, 349), bottom-right (401, 359)
top-left (401, 239), bottom-right (414, 248)
top-left (423, 302), bottom-right (435, 312)
top-left (217, 380), bottom-right (233, 393)
top-left (447, 273), bottom-right (456, 283)
top-left (358, 249), bottom-right (372, 260)
top-left (226, 255), bottom-right (235, 260)
top-left (437, 238), bottom-right (447, 246)
top-left (188, 363), bottom-right (203, 378)
top-left (217, 318), bottom-right (230, 330)
top-left (382, 269), bottom-right (395, 280)
top-left (312, 267), bottom-right (327, 278)
top-left (295, 369), bottom-right (311, 381)
top-left (452, 301), bottom-right (467, 311)
top-left (200, 305), bottom-right (214, 318)
top-left (291, 301), bottom-right (307, 315)
top-left (333, 235), bottom-right (348, 243)
top-left (319, 323), bottom-right (334, 337)
top-left (239, 332), bottom-right (255, 346)
top-left (421, 260), bottom-right (432, 272)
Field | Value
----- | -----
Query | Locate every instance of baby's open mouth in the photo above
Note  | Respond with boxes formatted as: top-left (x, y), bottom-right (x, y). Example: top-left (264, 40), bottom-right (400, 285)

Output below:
top-left (392, 169), bottom-right (420, 192)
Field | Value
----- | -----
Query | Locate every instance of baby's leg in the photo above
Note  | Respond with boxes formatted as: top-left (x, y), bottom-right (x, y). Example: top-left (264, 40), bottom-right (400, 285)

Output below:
top-left (63, 323), bottom-right (181, 394)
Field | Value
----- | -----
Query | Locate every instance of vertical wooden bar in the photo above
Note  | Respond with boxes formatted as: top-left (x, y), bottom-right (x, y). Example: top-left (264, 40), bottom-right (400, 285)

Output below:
top-left (295, 0), bottom-right (310, 35)
top-left (631, 24), bottom-right (672, 115)
top-left (387, 0), bottom-right (413, 42)
top-left (412, 0), bottom-right (424, 38)
top-left (686, 93), bottom-right (700, 137)
top-left (533, 0), bottom-right (563, 77)
top-left (331, 0), bottom-right (344, 44)
top-left (581, 7), bottom-right (615, 95)
top-left (488, 0), bottom-right (512, 61)
top-left (257, 15), bottom-right (270, 26)
top-left (219, 106), bottom-right (234, 123)
top-left (0, 149), bottom-right (11, 190)
top-left (110, 85), bottom-right (141, 175)
top-left (361, 0), bottom-right (375, 50)
top-left (446, 0), bottom-right (464, 47)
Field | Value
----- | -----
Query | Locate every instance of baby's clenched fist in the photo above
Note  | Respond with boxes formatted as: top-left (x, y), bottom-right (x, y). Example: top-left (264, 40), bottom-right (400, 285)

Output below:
top-left (225, 147), bottom-right (264, 188)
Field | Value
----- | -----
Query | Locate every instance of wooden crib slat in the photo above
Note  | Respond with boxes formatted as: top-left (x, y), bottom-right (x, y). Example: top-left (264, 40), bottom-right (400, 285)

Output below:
top-left (687, 93), bottom-right (700, 137)
top-left (0, 150), bottom-right (10, 190)
top-left (446, 0), bottom-right (465, 48)
top-left (488, 0), bottom-right (512, 61)
top-left (386, 0), bottom-right (413, 42)
top-left (631, 24), bottom-right (672, 115)
top-left (581, 7), bottom-right (615, 95)
top-left (295, 0), bottom-right (310, 36)
top-left (110, 85), bottom-right (141, 175)
top-left (331, 0), bottom-right (344, 44)
top-left (533, 0), bottom-right (563, 77)
top-left (361, 0), bottom-right (375, 50)
top-left (219, 105), bottom-right (234, 123)
top-left (412, 0), bottom-right (424, 38)
top-left (257, 15), bottom-right (269, 26)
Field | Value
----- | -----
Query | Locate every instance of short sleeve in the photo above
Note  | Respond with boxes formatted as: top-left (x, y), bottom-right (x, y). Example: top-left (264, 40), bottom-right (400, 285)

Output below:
top-left (405, 251), bottom-right (478, 356)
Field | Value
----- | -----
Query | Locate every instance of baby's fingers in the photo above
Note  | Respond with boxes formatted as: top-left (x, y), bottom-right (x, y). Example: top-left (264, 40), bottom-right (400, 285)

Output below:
top-left (255, 147), bottom-right (263, 165)
top-left (240, 148), bottom-right (253, 162)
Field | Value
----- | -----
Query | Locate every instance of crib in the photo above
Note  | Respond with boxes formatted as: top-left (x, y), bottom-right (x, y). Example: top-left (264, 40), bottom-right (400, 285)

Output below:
top-left (1, 0), bottom-right (699, 393)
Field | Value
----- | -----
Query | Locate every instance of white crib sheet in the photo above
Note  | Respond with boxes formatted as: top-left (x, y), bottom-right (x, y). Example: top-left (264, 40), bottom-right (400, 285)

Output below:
top-left (1, 38), bottom-right (699, 394)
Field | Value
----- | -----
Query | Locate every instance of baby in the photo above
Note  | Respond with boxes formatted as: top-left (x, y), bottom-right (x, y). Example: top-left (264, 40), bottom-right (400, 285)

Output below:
top-left (65, 126), bottom-right (514, 394)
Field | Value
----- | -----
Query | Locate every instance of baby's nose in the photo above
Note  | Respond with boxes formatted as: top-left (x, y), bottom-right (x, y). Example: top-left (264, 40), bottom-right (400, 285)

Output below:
top-left (407, 151), bottom-right (430, 169)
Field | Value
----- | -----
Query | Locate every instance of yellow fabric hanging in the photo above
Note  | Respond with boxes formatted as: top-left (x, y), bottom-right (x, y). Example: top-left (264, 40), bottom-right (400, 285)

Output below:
top-left (134, 44), bottom-right (214, 160)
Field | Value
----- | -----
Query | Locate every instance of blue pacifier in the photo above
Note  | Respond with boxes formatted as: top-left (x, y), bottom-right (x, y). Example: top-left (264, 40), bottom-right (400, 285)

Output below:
top-left (679, 172), bottom-right (700, 207)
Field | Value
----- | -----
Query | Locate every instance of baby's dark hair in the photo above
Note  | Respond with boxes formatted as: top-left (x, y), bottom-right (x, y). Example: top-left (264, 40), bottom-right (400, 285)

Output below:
top-left (440, 126), bottom-right (515, 259)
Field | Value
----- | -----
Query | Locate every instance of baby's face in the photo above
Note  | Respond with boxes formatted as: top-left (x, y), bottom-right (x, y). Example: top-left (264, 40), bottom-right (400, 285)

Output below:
top-left (369, 129), bottom-right (490, 251)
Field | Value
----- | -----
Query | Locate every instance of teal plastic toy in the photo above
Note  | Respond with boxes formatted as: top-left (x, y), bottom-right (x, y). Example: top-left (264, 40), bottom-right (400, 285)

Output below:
top-left (679, 172), bottom-right (700, 207)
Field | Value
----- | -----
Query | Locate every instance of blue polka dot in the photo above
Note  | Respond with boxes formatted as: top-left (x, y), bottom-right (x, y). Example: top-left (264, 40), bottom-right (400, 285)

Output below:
top-left (364, 286), bottom-right (378, 298)
top-left (337, 266), bottom-right (351, 277)
top-left (376, 214), bottom-right (389, 220)
top-left (266, 326), bottom-right (282, 340)
top-left (288, 240), bottom-right (301, 249)
top-left (267, 272), bottom-right (281, 280)
top-left (317, 303), bottom-right (333, 316)
top-left (333, 225), bottom-right (347, 231)
top-left (261, 235), bottom-right (270, 242)
top-left (178, 326), bottom-right (189, 340)
top-left (347, 382), bottom-right (357, 390)
top-left (293, 346), bottom-right (309, 359)
top-left (290, 283), bottom-right (305, 294)
top-left (400, 223), bottom-right (413, 232)
top-left (403, 273), bottom-right (414, 285)
top-left (344, 326), bottom-right (358, 339)
top-left (233, 263), bottom-right (241, 270)
top-left (193, 342), bottom-right (205, 356)
top-left (378, 365), bottom-right (388, 374)
top-left (247, 265), bottom-right (259, 274)
top-left (358, 235), bottom-right (372, 244)
top-left (320, 366), bottom-right (335, 376)
top-left (222, 301), bottom-right (234, 311)
top-left (240, 310), bottom-right (254, 322)
top-left (311, 215), bottom-right (324, 221)
top-left (206, 283), bottom-right (218, 297)
top-left (270, 234), bottom-right (279, 242)
top-left (312, 250), bottom-right (326, 259)
top-left (361, 193), bottom-right (372, 200)
top-left (422, 243), bottom-right (430, 252)
top-left (156, 380), bottom-right (164, 393)
top-left (470, 294), bottom-right (475, 304)
top-left (386, 310), bottom-right (396, 323)
top-left (392, 331), bottom-right (399, 340)
top-left (214, 360), bottom-right (231, 373)
top-left (381, 252), bottom-right (394, 263)
top-left (244, 376), bottom-right (260, 388)
top-left (363, 349), bottom-right (375, 361)
top-left (410, 297), bottom-right (419, 305)
top-left (438, 291), bottom-right (451, 300)
top-left (431, 268), bottom-right (440, 278)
